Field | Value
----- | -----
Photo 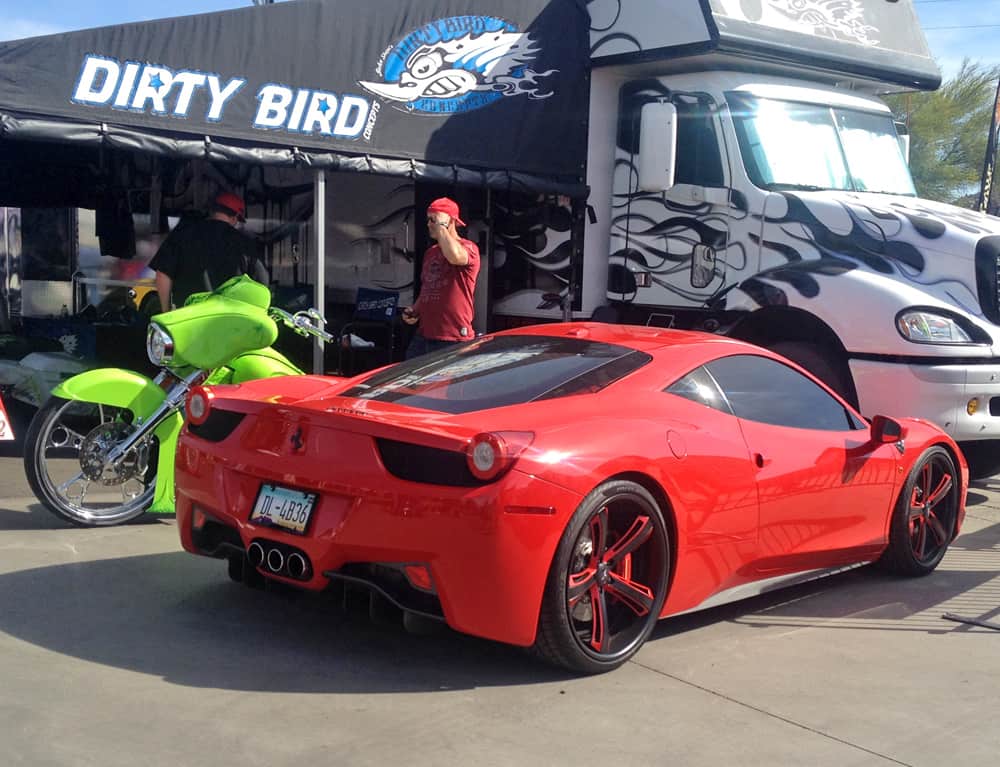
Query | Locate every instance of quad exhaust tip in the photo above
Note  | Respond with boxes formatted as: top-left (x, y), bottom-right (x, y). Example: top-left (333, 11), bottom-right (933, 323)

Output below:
top-left (287, 552), bottom-right (309, 579)
top-left (246, 540), bottom-right (311, 581)
top-left (247, 541), bottom-right (265, 569)
top-left (266, 548), bottom-right (285, 573)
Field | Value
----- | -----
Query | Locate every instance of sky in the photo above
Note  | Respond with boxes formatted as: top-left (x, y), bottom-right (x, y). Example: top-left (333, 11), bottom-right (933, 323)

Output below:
top-left (1, 0), bottom-right (998, 82)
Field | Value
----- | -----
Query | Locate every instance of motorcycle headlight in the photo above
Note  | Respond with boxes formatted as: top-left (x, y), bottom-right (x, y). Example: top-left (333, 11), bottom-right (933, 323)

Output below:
top-left (896, 309), bottom-right (974, 345)
top-left (146, 323), bottom-right (175, 366)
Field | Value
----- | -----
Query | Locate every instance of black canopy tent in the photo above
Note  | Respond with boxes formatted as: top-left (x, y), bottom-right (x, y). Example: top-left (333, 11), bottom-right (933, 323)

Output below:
top-left (0, 0), bottom-right (589, 193)
top-left (0, 0), bottom-right (591, 368)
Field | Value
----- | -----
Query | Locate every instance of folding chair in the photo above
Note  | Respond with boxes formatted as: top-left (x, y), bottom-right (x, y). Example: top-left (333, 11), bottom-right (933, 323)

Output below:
top-left (337, 287), bottom-right (400, 375)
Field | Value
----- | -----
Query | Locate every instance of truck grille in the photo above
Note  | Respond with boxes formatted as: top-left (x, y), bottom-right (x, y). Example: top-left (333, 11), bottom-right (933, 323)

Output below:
top-left (974, 237), bottom-right (1000, 325)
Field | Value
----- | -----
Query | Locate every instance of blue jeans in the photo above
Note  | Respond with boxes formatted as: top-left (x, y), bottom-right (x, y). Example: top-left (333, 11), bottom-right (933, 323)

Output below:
top-left (405, 333), bottom-right (460, 360)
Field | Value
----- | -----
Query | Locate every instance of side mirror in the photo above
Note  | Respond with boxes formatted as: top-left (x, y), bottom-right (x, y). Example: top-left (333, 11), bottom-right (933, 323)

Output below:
top-left (871, 415), bottom-right (907, 444)
top-left (637, 101), bottom-right (677, 193)
top-left (894, 120), bottom-right (911, 166)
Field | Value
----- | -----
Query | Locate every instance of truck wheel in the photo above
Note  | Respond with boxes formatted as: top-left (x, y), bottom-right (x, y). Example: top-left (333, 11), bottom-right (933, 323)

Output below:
top-left (957, 441), bottom-right (1000, 480)
top-left (770, 341), bottom-right (856, 406)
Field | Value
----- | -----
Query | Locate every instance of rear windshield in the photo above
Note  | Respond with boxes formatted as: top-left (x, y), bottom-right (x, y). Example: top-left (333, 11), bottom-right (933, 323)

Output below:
top-left (342, 334), bottom-right (652, 414)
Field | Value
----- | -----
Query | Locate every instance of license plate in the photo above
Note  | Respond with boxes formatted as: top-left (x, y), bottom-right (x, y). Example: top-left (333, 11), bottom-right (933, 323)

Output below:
top-left (250, 484), bottom-right (317, 534)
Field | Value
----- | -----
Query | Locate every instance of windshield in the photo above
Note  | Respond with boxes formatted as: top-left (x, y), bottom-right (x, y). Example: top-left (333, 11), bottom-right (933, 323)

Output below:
top-left (341, 334), bottom-right (651, 414)
top-left (727, 93), bottom-right (915, 196)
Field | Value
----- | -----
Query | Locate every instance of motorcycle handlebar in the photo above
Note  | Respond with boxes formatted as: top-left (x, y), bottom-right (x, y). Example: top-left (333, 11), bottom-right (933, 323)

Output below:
top-left (269, 307), bottom-right (336, 343)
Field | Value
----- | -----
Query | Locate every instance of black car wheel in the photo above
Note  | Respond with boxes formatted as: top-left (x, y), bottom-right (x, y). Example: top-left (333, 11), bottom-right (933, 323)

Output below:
top-left (534, 480), bottom-right (670, 674)
top-left (878, 446), bottom-right (960, 576)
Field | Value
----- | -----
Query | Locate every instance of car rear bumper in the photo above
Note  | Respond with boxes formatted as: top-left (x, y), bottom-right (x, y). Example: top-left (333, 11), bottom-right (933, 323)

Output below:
top-left (175, 434), bottom-right (582, 647)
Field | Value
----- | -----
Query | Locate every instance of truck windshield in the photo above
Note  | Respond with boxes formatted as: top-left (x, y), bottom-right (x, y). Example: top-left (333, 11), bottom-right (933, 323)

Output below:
top-left (727, 93), bottom-right (915, 196)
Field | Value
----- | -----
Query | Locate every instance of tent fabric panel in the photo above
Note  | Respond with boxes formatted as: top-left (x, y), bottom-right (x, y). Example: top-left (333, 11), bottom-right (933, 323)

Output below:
top-left (0, 111), bottom-right (588, 197)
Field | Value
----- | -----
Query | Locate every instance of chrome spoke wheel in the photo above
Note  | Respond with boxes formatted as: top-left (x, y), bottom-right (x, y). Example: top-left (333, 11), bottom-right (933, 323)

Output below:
top-left (24, 396), bottom-right (157, 527)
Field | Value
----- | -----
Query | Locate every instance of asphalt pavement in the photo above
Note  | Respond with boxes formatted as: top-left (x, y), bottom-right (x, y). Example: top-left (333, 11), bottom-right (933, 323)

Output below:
top-left (1, 454), bottom-right (998, 767)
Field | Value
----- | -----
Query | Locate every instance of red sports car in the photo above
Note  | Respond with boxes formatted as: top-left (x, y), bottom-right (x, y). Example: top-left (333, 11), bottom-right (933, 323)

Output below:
top-left (175, 323), bottom-right (967, 673)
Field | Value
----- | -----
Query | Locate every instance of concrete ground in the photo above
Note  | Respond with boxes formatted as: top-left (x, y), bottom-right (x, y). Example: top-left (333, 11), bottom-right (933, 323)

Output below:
top-left (0, 454), bottom-right (998, 767)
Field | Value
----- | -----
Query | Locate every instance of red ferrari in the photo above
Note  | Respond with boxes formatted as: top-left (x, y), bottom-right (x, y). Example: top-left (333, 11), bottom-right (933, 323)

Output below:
top-left (175, 323), bottom-right (967, 673)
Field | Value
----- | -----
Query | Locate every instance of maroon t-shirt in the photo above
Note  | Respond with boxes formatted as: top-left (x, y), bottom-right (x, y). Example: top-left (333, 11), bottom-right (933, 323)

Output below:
top-left (413, 239), bottom-right (480, 341)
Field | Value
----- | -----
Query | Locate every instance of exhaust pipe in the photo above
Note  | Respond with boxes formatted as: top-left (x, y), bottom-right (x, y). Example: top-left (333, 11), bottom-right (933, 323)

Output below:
top-left (247, 541), bottom-right (265, 569)
top-left (266, 548), bottom-right (285, 573)
top-left (286, 552), bottom-right (310, 580)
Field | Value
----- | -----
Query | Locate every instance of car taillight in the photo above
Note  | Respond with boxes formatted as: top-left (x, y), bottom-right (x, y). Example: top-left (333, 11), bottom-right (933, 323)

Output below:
top-left (186, 387), bottom-right (214, 426)
top-left (465, 431), bottom-right (534, 481)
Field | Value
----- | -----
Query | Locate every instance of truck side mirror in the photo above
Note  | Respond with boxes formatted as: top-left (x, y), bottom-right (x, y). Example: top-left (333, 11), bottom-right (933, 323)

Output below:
top-left (894, 120), bottom-right (911, 165)
top-left (638, 101), bottom-right (678, 193)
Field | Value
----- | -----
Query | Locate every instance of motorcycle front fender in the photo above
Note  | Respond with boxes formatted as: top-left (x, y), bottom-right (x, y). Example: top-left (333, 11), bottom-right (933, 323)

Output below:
top-left (52, 368), bottom-right (167, 416)
top-left (50, 367), bottom-right (182, 515)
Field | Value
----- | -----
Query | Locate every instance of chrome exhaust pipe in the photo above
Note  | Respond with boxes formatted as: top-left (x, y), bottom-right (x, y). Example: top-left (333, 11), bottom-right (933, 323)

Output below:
top-left (286, 552), bottom-right (309, 580)
top-left (247, 541), bottom-right (265, 569)
top-left (266, 548), bottom-right (284, 573)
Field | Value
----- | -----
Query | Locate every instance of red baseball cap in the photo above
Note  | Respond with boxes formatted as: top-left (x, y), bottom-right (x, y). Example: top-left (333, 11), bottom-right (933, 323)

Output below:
top-left (427, 197), bottom-right (465, 227)
top-left (215, 192), bottom-right (246, 222)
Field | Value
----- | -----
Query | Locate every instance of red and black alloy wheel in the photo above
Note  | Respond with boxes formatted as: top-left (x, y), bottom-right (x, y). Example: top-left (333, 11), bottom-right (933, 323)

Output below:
top-left (879, 446), bottom-right (960, 577)
top-left (535, 480), bottom-right (670, 674)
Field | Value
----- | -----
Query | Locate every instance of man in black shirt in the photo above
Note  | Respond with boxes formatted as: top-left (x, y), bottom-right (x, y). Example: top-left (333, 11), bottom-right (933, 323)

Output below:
top-left (150, 192), bottom-right (267, 310)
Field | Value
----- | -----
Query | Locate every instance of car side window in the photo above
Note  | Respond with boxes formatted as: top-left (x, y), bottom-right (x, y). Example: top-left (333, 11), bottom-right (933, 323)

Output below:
top-left (705, 354), bottom-right (862, 431)
top-left (664, 365), bottom-right (733, 414)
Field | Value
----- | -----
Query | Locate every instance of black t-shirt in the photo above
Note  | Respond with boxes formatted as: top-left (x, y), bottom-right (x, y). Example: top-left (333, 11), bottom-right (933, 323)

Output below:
top-left (149, 217), bottom-right (267, 308)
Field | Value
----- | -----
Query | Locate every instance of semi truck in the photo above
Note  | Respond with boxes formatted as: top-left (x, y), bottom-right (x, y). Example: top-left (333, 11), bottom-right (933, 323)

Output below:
top-left (515, 0), bottom-right (1000, 477)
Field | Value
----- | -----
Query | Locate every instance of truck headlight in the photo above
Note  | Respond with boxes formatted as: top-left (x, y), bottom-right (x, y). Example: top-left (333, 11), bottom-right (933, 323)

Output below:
top-left (896, 310), bottom-right (973, 344)
top-left (146, 323), bottom-right (175, 365)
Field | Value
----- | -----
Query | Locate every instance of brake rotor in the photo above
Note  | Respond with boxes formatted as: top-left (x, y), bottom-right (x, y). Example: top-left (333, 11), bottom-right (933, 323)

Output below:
top-left (79, 421), bottom-right (151, 485)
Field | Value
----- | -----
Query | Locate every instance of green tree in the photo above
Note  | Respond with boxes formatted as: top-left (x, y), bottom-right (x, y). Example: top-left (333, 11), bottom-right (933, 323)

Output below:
top-left (886, 60), bottom-right (1000, 206)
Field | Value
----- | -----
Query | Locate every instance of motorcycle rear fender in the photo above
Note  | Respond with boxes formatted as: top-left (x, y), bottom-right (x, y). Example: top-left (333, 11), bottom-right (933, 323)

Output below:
top-left (50, 367), bottom-right (182, 515)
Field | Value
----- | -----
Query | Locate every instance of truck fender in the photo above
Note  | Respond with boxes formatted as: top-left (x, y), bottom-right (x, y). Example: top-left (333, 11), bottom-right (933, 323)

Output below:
top-left (729, 306), bottom-right (858, 406)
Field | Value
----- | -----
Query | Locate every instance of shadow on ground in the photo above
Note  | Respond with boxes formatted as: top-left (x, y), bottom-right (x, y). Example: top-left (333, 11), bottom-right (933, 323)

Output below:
top-left (0, 504), bottom-right (169, 530)
top-left (0, 549), bottom-right (573, 693)
top-left (1, 520), bottom-right (998, 694)
top-left (652, 520), bottom-right (1000, 640)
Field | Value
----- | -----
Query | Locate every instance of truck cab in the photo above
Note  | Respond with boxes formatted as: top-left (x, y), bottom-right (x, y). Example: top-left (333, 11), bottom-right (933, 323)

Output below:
top-left (578, 0), bottom-right (1000, 476)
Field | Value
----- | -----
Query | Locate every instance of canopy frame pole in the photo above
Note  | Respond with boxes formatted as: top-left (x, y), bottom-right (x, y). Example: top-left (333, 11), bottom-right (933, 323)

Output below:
top-left (313, 168), bottom-right (326, 374)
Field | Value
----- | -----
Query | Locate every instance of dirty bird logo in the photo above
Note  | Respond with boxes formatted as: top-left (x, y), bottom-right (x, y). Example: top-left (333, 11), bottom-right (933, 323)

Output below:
top-left (359, 16), bottom-right (557, 114)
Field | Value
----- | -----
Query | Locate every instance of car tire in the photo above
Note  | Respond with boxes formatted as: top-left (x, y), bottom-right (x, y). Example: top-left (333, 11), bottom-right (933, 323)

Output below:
top-left (769, 341), bottom-right (857, 407)
top-left (877, 446), bottom-right (960, 577)
top-left (533, 480), bottom-right (670, 674)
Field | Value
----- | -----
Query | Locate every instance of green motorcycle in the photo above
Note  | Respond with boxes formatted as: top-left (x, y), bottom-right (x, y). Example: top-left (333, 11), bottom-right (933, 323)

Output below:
top-left (23, 275), bottom-right (333, 527)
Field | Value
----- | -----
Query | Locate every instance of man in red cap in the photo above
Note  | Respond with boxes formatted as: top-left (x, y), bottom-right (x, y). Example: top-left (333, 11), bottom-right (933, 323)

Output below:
top-left (150, 191), bottom-right (267, 311)
top-left (402, 197), bottom-right (481, 358)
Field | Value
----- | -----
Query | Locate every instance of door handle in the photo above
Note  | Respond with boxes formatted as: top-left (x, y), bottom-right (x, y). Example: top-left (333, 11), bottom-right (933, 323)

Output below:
top-left (754, 452), bottom-right (768, 469)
